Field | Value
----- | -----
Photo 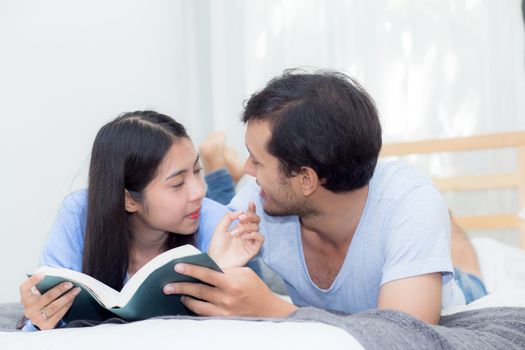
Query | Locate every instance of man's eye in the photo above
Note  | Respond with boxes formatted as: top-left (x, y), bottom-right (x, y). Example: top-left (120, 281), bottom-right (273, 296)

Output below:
top-left (194, 168), bottom-right (202, 174)
top-left (173, 183), bottom-right (184, 188)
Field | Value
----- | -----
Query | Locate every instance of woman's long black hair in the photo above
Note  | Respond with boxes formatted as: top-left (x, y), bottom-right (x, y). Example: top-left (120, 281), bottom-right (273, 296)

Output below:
top-left (82, 111), bottom-right (196, 291)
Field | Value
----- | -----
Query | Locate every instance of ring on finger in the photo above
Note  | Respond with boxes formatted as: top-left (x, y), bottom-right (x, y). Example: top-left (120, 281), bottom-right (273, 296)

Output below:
top-left (41, 307), bottom-right (50, 321)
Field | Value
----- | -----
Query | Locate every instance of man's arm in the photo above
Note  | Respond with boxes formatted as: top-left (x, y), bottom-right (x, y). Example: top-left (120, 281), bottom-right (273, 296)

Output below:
top-left (377, 272), bottom-right (442, 324)
top-left (379, 181), bottom-right (453, 324)
top-left (163, 263), bottom-right (297, 317)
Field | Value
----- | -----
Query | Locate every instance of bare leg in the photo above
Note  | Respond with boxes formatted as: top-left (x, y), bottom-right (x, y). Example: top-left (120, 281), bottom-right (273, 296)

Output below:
top-left (224, 145), bottom-right (245, 183)
top-left (199, 132), bottom-right (245, 183)
top-left (450, 211), bottom-right (482, 279)
top-left (199, 131), bottom-right (227, 174)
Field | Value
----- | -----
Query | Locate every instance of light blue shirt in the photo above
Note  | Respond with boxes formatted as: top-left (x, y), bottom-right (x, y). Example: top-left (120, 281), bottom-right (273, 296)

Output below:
top-left (38, 190), bottom-right (228, 270)
top-left (23, 190), bottom-right (229, 331)
top-left (229, 161), bottom-right (466, 314)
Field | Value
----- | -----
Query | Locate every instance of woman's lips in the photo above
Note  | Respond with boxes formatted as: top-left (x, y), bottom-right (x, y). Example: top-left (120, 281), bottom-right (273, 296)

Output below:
top-left (187, 207), bottom-right (201, 220)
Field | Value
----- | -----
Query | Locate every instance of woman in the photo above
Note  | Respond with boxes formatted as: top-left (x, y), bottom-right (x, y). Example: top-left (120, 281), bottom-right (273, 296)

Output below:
top-left (19, 111), bottom-right (263, 330)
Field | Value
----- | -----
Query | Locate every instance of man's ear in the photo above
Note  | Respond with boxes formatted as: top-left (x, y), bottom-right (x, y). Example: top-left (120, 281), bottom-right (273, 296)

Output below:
top-left (124, 190), bottom-right (138, 213)
top-left (298, 167), bottom-right (321, 197)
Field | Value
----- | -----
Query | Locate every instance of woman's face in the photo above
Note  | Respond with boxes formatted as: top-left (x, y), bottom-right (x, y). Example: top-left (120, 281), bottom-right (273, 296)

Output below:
top-left (130, 137), bottom-right (206, 236)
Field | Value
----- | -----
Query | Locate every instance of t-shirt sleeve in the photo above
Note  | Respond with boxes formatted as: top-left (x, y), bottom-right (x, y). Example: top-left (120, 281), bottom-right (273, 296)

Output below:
top-left (197, 198), bottom-right (231, 253)
top-left (23, 191), bottom-right (87, 332)
top-left (38, 191), bottom-right (87, 271)
top-left (381, 183), bottom-right (453, 286)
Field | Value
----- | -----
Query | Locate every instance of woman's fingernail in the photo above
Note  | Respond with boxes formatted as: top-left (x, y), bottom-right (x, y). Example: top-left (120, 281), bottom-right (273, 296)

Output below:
top-left (63, 282), bottom-right (73, 290)
top-left (72, 287), bottom-right (81, 295)
top-left (174, 264), bottom-right (185, 273)
top-left (164, 285), bottom-right (175, 294)
top-left (239, 214), bottom-right (247, 221)
top-left (180, 296), bottom-right (186, 303)
top-left (230, 229), bottom-right (240, 237)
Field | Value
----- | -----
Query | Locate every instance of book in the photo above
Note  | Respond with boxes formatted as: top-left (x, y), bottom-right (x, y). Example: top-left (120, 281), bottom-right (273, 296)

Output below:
top-left (32, 244), bottom-right (222, 322)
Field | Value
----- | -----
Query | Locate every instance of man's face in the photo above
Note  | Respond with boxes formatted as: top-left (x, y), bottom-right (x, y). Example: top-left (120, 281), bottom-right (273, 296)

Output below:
top-left (244, 120), bottom-right (310, 217)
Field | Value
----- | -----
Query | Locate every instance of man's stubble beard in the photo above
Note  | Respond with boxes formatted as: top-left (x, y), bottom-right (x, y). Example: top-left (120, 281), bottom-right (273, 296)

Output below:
top-left (262, 176), bottom-right (319, 218)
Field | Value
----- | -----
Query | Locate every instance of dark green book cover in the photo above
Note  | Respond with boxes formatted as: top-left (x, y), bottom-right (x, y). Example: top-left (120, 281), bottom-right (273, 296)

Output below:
top-left (34, 248), bottom-right (222, 323)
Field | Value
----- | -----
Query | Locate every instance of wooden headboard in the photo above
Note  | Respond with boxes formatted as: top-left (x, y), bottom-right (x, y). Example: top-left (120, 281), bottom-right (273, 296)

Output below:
top-left (380, 131), bottom-right (525, 248)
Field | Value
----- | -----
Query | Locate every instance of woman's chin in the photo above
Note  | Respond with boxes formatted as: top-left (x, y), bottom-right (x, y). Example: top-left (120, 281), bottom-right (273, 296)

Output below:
top-left (176, 221), bottom-right (200, 235)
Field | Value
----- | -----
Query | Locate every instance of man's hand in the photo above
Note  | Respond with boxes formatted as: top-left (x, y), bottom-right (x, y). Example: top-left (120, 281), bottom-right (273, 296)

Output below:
top-left (377, 272), bottom-right (442, 324)
top-left (163, 264), bottom-right (297, 317)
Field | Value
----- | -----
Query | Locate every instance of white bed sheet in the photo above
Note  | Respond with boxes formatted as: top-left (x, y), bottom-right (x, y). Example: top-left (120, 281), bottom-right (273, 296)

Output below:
top-left (0, 318), bottom-right (363, 350)
top-left (441, 287), bottom-right (525, 316)
top-left (441, 237), bottom-right (525, 316)
top-left (472, 237), bottom-right (525, 292)
top-left (3, 237), bottom-right (524, 349)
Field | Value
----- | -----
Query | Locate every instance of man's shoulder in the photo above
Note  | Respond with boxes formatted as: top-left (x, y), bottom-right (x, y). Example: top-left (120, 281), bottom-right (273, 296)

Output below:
top-left (373, 160), bottom-right (431, 185)
top-left (229, 180), bottom-right (261, 209)
top-left (370, 160), bottom-right (434, 199)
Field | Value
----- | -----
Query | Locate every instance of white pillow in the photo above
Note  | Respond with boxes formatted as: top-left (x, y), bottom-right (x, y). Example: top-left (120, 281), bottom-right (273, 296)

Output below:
top-left (1, 318), bottom-right (363, 350)
top-left (472, 237), bottom-right (525, 293)
top-left (441, 287), bottom-right (525, 316)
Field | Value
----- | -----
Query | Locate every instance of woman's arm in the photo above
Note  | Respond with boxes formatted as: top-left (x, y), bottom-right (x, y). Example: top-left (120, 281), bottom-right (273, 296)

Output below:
top-left (21, 190), bottom-right (88, 331)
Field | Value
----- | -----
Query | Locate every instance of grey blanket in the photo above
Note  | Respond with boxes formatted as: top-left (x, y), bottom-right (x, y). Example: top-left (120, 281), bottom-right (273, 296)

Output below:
top-left (0, 303), bottom-right (24, 332)
top-left (290, 307), bottom-right (525, 350)
top-left (2, 303), bottom-right (525, 349)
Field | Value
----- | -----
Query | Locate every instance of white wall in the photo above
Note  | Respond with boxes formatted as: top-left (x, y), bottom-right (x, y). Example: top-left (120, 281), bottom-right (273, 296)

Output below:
top-left (0, 0), bottom-right (202, 301)
top-left (1, 0), bottom-right (524, 302)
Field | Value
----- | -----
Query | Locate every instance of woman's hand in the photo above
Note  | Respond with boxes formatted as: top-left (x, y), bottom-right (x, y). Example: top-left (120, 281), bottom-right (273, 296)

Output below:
top-left (208, 202), bottom-right (264, 268)
top-left (19, 274), bottom-right (81, 330)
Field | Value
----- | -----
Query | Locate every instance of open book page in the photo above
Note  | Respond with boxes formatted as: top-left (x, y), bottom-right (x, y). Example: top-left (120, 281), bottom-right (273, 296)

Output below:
top-left (33, 266), bottom-right (120, 308)
top-left (117, 244), bottom-right (202, 307)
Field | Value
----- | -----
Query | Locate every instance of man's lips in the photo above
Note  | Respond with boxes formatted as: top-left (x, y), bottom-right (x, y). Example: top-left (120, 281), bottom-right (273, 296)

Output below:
top-left (187, 207), bottom-right (201, 220)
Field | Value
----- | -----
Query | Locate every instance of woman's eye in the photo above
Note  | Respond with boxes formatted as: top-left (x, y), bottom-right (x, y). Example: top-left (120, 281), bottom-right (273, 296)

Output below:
top-left (194, 168), bottom-right (202, 175)
top-left (172, 183), bottom-right (184, 188)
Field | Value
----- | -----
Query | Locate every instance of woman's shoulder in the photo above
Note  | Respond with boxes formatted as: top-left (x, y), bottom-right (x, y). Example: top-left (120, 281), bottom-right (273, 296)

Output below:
top-left (40, 189), bottom-right (88, 270)
top-left (201, 197), bottom-right (230, 219)
top-left (60, 189), bottom-right (88, 215)
top-left (196, 198), bottom-right (230, 252)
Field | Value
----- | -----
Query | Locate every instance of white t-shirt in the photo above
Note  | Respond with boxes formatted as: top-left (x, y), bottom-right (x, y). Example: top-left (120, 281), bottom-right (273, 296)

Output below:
top-left (229, 160), bottom-right (466, 313)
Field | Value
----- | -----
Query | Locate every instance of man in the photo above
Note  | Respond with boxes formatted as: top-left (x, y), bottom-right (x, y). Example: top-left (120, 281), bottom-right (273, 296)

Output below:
top-left (164, 70), bottom-right (466, 324)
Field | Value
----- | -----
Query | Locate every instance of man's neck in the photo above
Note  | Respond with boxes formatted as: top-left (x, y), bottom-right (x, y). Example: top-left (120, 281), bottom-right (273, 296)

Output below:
top-left (300, 185), bottom-right (369, 247)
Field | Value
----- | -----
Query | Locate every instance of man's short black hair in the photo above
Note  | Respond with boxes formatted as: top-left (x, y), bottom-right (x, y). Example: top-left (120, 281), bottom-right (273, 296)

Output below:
top-left (242, 69), bottom-right (382, 193)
